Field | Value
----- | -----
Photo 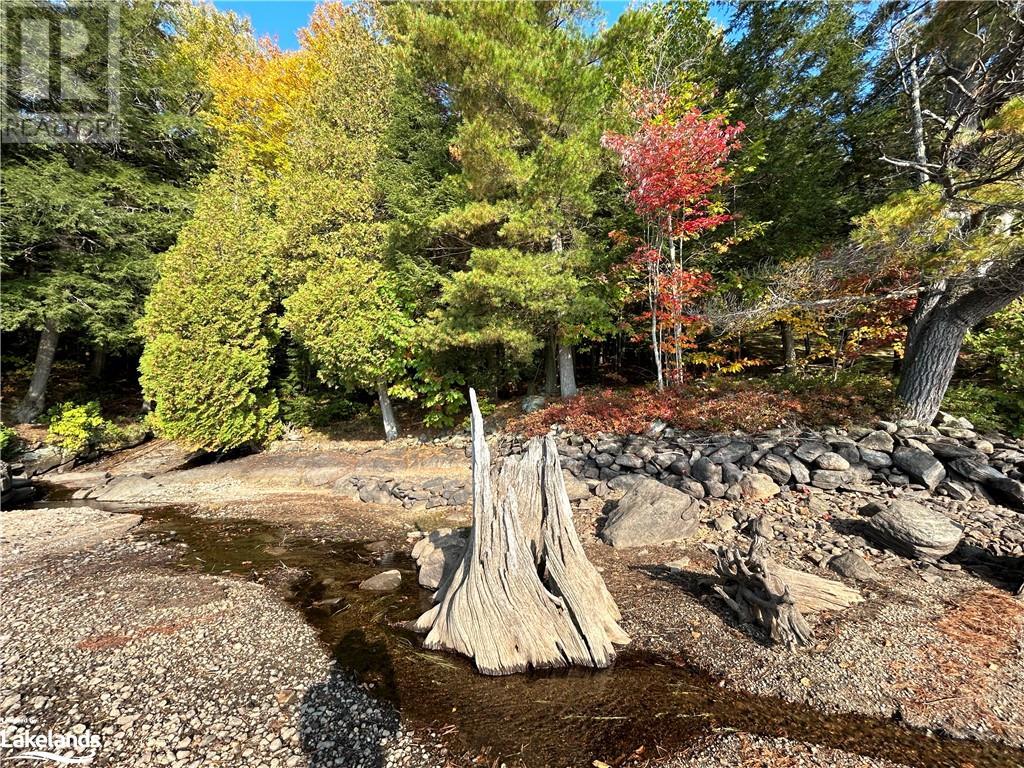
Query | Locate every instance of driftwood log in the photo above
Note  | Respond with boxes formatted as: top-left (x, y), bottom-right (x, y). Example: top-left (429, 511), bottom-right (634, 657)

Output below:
top-left (412, 389), bottom-right (629, 675)
top-left (712, 534), bottom-right (813, 650)
top-left (774, 565), bottom-right (863, 614)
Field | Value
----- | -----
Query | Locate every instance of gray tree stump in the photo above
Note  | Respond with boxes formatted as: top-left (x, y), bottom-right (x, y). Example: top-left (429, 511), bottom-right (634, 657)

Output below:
top-left (411, 388), bottom-right (628, 675)
top-left (712, 534), bottom-right (813, 650)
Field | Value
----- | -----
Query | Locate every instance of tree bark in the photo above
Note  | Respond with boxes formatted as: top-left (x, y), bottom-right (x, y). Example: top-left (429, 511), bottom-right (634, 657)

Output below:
top-left (778, 321), bottom-right (795, 372)
top-left (377, 380), bottom-right (399, 442)
top-left (907, 45), bottom-right (930, 187)
top-left (897, 255), bottom-right (1024, 424)
top-left (558, 342), bottom-right (577, 398)
top-left (89, 344), bottom-right (106, 379)
top-left (412, 389), bottom-right (627, 675)
top-left (12, 319), bottom-right (59, 423)
top-left (544, 335), bottom-right (558, 396)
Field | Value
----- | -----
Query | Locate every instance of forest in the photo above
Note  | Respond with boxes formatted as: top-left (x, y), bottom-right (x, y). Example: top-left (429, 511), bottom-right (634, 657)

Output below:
top-left (2, 0), bottom-right (1022, 449)
top-left (3, 3), bottom-right (1024, 767)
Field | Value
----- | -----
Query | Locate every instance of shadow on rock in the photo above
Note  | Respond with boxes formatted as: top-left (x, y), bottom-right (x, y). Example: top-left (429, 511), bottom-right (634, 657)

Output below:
top-left (299, 628), bottom-right (400, 768)
top-left (948, 543), bottom-right (1024, 594)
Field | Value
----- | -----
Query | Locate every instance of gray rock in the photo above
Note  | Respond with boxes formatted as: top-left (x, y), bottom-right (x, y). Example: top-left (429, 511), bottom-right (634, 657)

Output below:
top-left (594, 452), bottom-right (616, 468)
top-left (757, 453), bottom-right (792, 484)
top-left (892, 447), bottom-right (946, 490)
top-left (788, 457), bottom-right (811, 484)
top-left (562, 472), bottom-right (591, 502)
top-left (832, 443), bottom-right (862, 465)
top-left (721, 462), bottom-right (742, 485)
top-left (876, 420), bottom-right (898, 433)
top-left (858, 430), bottom-right (895, 452)
top-left (708, 441), bottom-right (752, 465)
top-left (937, 479), bottom-right (972, 501)
top-left (614, 453), bottom-right (645, 470)
top-left (794, 441), bottom-right (830, 462)
top-left (815, 452), bottom-right (851, 471)
top-left (703, 479), bottom-right (728, 498)
top-left (858, 447), bottom-right (892, 468)
top-left (359, 570), bottom-right (402, 591)
top-left (862, 500), bottom-right (962, 559)
top-left (595, 439), bottom-right (621, 455)
top-left (738, 473), bottom-right (780, 500)
top-left (811, 469), bottom-right (849, 490)
top-left (668, 459), bottom-right (690, 476)
top-left (601, 478), bottom-right (698, 548)
top-left (358, 481), bottom-right (396, 505)
top-left (828, 551), bottom-right (880, 582)
top-left (691, 457), bottom-right (722, 483)
top-left (521, 395), bottom-right (546, 414)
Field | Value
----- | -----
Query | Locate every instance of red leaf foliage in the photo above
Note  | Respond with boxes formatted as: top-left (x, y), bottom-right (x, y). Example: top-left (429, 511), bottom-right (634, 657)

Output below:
top-left (512, 381), bottom-right (886, 439)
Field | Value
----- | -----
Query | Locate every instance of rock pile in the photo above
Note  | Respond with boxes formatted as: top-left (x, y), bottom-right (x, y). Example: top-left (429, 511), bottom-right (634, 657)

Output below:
top-left (0, 461), bottom-right (36, 507)
top-left (347, 476), bottom-right (470, 509)
top-left (503, 413), bottom-right (1024, 511)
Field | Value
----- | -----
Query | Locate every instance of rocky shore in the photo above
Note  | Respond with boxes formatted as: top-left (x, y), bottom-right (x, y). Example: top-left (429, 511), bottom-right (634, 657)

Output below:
top-left (4, 421), bottom-right (1023, 767)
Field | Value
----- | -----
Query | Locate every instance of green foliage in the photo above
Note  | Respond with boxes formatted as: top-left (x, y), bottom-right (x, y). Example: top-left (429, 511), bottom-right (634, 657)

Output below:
top-left (0, 0), bottom-right (215, 348)
top-left (283, 258), bottom-right (410, 390)
top-left (965, 299), bottom-right (1024, 391)
top-left (46, 402), bottom-right (108, 455)
top-left (0, 425), bottom-right (21, 460)
top-left (139, 173), bottom-right (281, 451)
top-left (943, 383), bottom-right (1024, 438)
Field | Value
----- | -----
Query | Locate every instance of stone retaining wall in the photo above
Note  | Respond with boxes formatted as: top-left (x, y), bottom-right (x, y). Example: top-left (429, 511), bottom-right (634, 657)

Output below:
top-left (501, 414), bottom-right (1024, 512)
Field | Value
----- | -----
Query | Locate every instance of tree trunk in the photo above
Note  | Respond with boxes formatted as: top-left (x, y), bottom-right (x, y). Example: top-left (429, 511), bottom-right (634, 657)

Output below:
top-left (12, 319), bottom-right (59, 423)
top-left (412, 389), bottom-right (628, 675)
top-left (558, 342), bottom-right (577, 398)
top-left (897, 256), bottom-right (1024, 424)
top-left (544, 335), bottom-right (558, 396)
top-left (895, 309), bottom-right (966, 424)
top-left (89, 344), bottom-right (107, 379)
top-left (377, 380), bottom-right (399, 442)
top-left (778, 321), bottom-right (795, 372)
top-left (907, 45), bottom-right (930, 187)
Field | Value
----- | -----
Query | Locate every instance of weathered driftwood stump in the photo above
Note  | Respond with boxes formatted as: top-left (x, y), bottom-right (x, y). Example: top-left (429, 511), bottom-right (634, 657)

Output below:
top-left (411, 389), bottom-right (629, 675)
top-left (712, 534), bottom-right (813, 650)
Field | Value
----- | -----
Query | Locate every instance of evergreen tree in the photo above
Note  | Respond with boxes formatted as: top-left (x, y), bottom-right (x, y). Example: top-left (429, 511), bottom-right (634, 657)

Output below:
top-left (1, 0), bottom-right (217, 422)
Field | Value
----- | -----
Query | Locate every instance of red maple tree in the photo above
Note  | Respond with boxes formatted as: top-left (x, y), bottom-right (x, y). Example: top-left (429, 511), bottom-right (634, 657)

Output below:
top-left (603, 93), bottom-right (744, 388)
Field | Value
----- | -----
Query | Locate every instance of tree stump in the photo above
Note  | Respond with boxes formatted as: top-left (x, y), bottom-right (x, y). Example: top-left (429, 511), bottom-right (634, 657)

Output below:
top-left (711, 534), bottom-right (813, 650)
top-left (411, 389), bottom-right (628, 675)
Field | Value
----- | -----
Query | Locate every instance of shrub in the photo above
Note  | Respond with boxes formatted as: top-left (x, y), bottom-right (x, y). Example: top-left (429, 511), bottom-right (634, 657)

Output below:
top-left (0, 425), bottom-right (21, 460)
top-left (46, 402), bottom-right (109, 455)
top-left (512, 373), bottom-right (893, 438)
top-left (943, 383), bottom-right (1024, 437)
top-left (138, 173), bottom-right (281, 451)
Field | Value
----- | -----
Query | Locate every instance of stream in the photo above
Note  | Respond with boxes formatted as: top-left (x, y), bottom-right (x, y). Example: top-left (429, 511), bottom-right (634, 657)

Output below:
top-left (90, 503), bottom-right (1021, 768)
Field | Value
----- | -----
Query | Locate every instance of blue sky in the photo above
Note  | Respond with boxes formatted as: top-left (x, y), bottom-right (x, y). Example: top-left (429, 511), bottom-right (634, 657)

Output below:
top-left (212, 1), bottom-right (657, 51)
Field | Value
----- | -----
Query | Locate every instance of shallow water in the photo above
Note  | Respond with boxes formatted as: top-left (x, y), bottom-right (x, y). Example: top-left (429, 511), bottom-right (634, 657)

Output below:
top-left (122, 507), bottom-right (1024, 768)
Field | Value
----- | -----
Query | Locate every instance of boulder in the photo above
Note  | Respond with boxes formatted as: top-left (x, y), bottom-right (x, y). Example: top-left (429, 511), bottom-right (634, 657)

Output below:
top-left (757, 453), bottom-right (792, 485)
top-left (858, 447), bottom-right (892, 469)
top-left (614, 453), bottom-right (645, 470)
top-left (601, 478), bottom-right (699, 548)
top-left (949, 458), bottom-right (1024, 508)
top-left (668, 459), bottom-right (690, 476)
top-left (690, 457), bottom-right (722, 483)
top-left (738, 473), bottom-right (780, 500)
top-left (562, 472), bottom-right (591, 502)
top-left (815, 452), bottom-right (851, 471)
top-left (794, 441), bottom-right (830, 463)
top-left (858, 430), bottom-right (895, 452)
top-left (892, 447), bottom-right (946, 490)
top-left (811, 469), bottom-right (849, 490)
top-left (707, 441), bottom-right (752, 465)
top-left (788, 457), bottom-right (811, 484)
top-left (861, 500), bottom-right (962, 559)
top-left (358, 481), bottom-right (396, 505)
top-left (359, 569), bottom-right (402, 591)
top-left (828, 551), bottom-right (880, 582)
